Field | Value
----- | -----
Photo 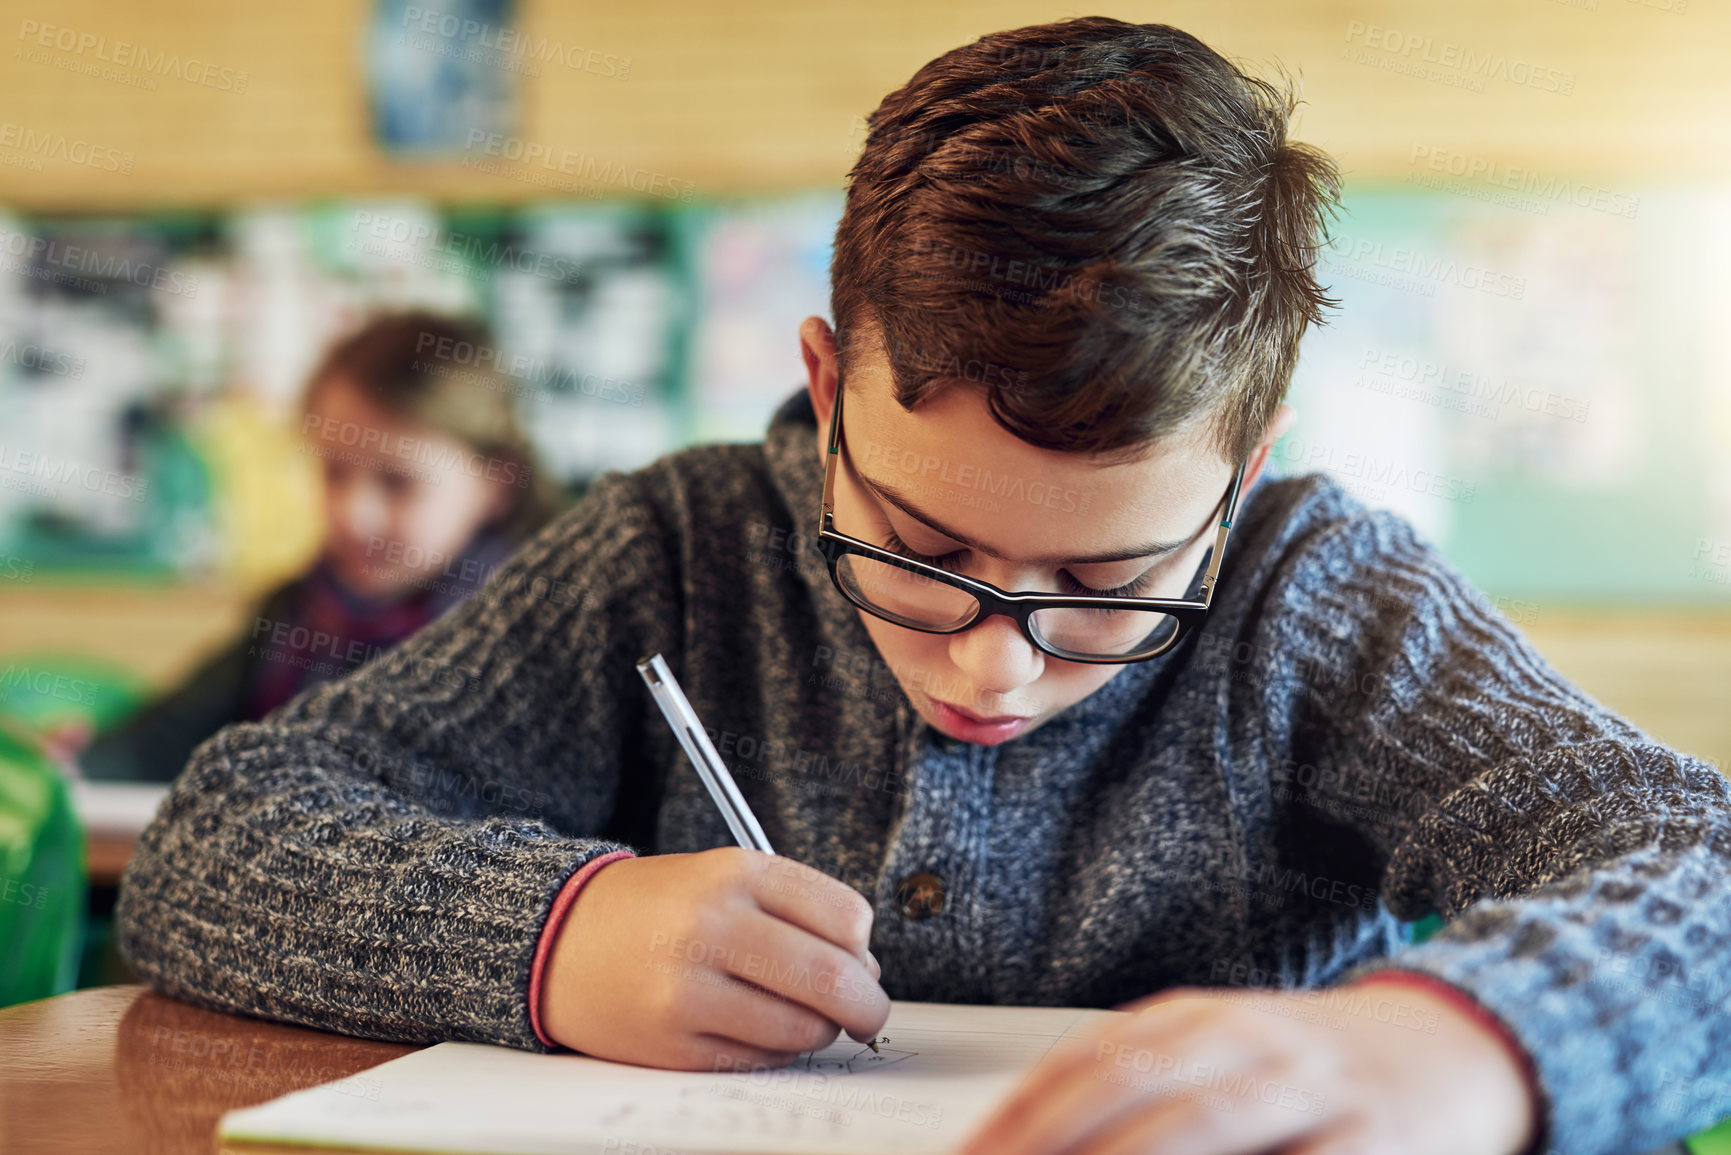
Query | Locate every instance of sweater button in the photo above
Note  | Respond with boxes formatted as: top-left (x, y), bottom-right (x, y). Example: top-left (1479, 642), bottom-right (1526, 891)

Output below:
top-left (895, 871), bottom-right (945, 920)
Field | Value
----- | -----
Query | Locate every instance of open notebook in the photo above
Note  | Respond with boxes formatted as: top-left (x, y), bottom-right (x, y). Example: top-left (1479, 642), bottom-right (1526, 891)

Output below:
top-left (219, 1001), bottom-right (1124, 1155)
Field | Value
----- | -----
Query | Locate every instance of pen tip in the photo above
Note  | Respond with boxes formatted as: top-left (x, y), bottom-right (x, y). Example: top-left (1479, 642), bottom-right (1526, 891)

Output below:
top-left (868, 1039), bottom-right (880, 1052)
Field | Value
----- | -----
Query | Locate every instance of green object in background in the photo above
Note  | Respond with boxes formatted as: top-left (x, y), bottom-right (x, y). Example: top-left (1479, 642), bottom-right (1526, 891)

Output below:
top-left (0, 402), bottom-right (217, 580)
top-left (0, 652), bottom-right (147, 735)
top-left (1408, 913), bottom-right (1443, 945)
top-left (1690, 1120), bottom-right (1731, 1154)
top-left (0, 716), bottom-right (87, 1007)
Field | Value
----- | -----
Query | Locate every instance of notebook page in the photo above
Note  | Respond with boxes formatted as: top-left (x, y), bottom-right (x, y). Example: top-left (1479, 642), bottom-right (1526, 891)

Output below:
top-left (219, 1001), bottom-right (1125, 1155)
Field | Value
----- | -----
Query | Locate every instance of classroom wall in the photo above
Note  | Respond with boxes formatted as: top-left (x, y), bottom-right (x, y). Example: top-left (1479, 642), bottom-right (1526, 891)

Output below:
top-left (1, 0), bottom-right (1727, 773)
top-left (1, 0), bottom-right (1726, 211)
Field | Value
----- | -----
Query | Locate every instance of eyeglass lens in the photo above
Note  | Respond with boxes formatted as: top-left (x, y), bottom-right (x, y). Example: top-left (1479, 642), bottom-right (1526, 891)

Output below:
top-left (833, 552), bottom-right (1180, 659)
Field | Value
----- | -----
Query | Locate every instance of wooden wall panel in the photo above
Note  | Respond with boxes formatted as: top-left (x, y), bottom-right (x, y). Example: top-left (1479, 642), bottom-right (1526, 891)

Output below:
top-left (0, 0), bottom-right (1722, 210)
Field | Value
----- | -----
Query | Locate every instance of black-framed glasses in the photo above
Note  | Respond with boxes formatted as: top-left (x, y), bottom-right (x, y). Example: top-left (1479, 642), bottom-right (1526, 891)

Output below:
top-left (816, 383), bottom-right (1246, 664)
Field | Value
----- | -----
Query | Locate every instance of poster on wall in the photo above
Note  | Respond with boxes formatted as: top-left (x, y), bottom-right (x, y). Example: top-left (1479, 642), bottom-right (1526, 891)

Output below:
top-left (365, 0), bottom-right (520, 156)
top-left (0, 215), bottom-right (222, 575)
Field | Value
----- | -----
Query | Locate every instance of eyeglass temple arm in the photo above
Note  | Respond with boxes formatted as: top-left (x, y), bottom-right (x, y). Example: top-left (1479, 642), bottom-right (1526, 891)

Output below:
top-left (1196, 459), bottom-right (1248, 602)
top-left (820, 379), bottom-right (845, 518)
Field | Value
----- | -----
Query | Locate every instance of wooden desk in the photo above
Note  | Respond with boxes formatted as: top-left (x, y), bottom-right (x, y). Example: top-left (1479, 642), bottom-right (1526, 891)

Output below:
top-left (0, 986), bottom-right (1698, 1155)
top-left (0, 986), bottom-right (420, 1155)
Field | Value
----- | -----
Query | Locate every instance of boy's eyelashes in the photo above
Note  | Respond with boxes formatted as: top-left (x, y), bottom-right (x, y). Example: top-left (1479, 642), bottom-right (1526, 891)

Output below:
top-left (879, 528), bottom-right (1157, 599)
top-left (881, 528), bottom-right (962, 569)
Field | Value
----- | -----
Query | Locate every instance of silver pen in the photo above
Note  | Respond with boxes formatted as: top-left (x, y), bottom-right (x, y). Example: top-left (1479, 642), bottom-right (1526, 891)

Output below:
top-left (635, 653), bottom-right (880, 1052)
top-left (637, 653), bottom-right (775, 854)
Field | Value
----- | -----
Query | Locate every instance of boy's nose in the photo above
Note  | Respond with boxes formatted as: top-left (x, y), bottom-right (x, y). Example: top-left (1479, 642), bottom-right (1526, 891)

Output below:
top-left (947, 613), bottom-right (1043, 696)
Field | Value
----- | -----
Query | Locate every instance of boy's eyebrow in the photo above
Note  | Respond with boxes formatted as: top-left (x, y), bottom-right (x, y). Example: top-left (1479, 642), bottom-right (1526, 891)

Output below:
top-left (856, 471), bottom-right (1193, 565)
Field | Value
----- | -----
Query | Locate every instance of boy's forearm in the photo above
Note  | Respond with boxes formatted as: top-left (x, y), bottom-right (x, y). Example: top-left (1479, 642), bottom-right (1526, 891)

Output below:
top-left (1250, 505), bottom-right (1731, 1152)
top-left (1346, 969), bottom-right (1545, 1154)
top-left (115, 472), bottom-right (676, 1050)
top-left (529, 849), bottom-right (638, 1049)
top-left (1347, 814), bottom-right (1731, 1153)
top-left (116, 723), bottom-right (640, 1050)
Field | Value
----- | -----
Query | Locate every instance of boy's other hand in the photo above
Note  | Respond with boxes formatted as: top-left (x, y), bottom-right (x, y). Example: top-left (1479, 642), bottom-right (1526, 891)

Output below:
top-left (538, 847), bottom-right (889, 1070)
top-left (955, 980), bottom-right (1537, 1155)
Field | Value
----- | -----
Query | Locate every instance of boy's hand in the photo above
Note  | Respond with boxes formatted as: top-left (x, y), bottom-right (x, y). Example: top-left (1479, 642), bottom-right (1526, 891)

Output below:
top-left (538, 847), bottom-right (888, 1070)
top-left (956, 980), bottom-right (1537, 1155)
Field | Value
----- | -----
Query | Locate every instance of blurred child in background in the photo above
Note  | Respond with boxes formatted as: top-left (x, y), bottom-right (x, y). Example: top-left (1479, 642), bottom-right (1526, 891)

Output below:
top-left (72, 311), bottom-right (559, 782)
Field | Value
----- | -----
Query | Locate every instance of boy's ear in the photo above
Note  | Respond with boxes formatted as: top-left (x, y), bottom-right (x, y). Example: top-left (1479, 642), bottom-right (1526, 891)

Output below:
top-left (800, 315), bottom-right (840, 452)
top-left (1240, 403), bottom-right (1297, 493)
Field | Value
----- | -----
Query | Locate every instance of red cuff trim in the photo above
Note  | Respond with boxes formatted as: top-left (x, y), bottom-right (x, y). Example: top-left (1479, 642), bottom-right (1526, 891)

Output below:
top-left (528, 849), bottom-right (636, 1049)
top-left (1351, 969), bottom-right (1546, 1155)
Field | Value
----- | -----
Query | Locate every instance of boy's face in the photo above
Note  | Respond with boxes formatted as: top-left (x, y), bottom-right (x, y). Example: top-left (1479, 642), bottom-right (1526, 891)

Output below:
top-left (802, 317), bottom-right (1288, 746)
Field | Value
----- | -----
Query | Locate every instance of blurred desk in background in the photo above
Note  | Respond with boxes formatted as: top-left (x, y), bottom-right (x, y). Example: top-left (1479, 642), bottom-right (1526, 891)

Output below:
top-left (73, 782), bottom-right (171, 887)
top-left (0, 582), bottom-right (253, 690)
top-left (1523, 610), bottom-right (1731, 775)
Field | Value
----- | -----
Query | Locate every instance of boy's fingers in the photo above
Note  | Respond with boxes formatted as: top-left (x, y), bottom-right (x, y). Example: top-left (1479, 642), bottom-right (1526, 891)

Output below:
top-left (747, 857), bottom-right (876, 957)
top-left (692, 975), bottom-right (844, 1058)
top-left (690, 1032), bottom-right (805, 1074)
top-left (961, 1001), bottom-right (1225, 1154)
top-left (719, 909), bottom-right (889, 1047)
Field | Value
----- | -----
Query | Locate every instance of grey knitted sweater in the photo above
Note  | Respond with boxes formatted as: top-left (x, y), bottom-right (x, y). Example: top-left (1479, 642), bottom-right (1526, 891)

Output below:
top-left (117, 389), bottom-right (1731, 1155)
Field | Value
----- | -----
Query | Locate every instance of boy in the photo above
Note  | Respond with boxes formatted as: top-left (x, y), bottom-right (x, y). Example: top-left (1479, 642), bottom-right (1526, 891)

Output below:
top-left (116, 17), bottom-right (1731, 1155)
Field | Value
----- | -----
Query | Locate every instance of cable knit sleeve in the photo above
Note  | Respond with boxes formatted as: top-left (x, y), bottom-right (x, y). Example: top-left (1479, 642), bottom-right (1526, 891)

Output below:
top-left (1251, 502), bottom-right (1731, 1155)
top-left (115, 469), bottom-right (683, 1053)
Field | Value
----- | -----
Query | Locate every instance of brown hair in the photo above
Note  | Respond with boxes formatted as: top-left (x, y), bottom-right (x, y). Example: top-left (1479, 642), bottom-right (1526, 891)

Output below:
top-left (302, 311), bottom-right (562, 540)
top-left (830, 17), bottom-right (1341, 464)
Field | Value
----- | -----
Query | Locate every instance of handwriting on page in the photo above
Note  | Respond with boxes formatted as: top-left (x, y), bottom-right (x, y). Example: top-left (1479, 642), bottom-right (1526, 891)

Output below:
top-left (791, 1035), bottom-right (918, 1073)
top-left (591, 1036), bottom-right (936, 1141)
top-left (595, 1087), bottom-right (848, 1139)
